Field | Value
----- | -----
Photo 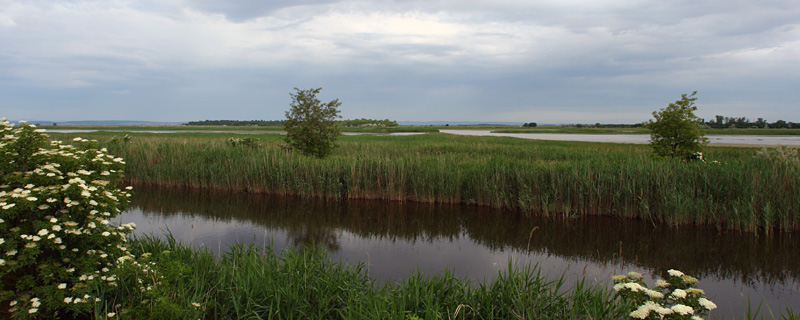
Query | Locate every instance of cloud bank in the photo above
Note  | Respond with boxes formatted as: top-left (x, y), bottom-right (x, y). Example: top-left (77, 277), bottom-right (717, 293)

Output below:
top-left (1, 0), bottom-right (798, 123)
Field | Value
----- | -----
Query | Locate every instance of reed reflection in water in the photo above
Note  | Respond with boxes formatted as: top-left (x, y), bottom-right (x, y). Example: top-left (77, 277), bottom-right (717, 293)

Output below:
top-left (118, 185), bottom-right (800, 318)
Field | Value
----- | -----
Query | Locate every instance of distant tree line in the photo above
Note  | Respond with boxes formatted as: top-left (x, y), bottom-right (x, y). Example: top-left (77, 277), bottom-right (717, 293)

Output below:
top-left (592, 123), bottom-right (644, 128)
top-left (568, 123), bottom-right (643, 128)
top-left (339, 118), bottom-right (398, 127)
top-left (184, 118), bottom-right (398, 127)
top-left (704, 115), bottom-right (800, 129)
top-left (522, 122), bottom-right (537, 127)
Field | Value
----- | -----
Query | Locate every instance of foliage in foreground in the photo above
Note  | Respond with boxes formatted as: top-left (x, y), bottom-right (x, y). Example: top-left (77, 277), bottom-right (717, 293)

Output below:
top-left (645, 91), bottom-right (709, 159)
top-left (117, 236), bottom-right (624, 320)
top-left (0, 120), bottom-right (147, 319)
top-left (78, 236), bottom-right (800, 320)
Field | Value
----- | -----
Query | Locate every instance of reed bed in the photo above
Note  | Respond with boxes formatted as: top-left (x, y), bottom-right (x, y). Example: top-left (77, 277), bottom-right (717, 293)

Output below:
top-left (110, 235), bottom-right (624, 319)
top-left (51, 131), bottom-right (800, 232)
top-left (104, 236), bottom-right (799, 319)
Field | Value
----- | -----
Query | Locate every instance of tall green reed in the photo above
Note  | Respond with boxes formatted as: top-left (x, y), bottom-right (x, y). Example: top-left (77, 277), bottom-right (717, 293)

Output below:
top-left (51, 132), bottom-right (800, 232)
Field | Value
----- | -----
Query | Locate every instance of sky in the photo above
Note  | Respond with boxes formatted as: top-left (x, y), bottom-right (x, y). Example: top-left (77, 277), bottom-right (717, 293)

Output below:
top-left (1, 0), bottom-right (798, 124)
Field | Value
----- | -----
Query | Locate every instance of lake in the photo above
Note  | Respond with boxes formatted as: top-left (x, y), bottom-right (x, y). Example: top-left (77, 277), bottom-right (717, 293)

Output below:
top-left (48, 128), bottom-right (800, 146)
top-left (117, 185), bottom-right (800, 319)
top-left (440, 130), bottom-right (800, 146)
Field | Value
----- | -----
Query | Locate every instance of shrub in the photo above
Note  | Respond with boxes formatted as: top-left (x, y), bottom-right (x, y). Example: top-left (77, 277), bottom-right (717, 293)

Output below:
top-left (0, 119), bottom-right (142, 319)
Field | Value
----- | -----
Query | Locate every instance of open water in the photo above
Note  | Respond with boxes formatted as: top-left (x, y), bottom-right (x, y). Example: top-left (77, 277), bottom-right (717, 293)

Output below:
top-left (118, 185), bottom-right (800, 319)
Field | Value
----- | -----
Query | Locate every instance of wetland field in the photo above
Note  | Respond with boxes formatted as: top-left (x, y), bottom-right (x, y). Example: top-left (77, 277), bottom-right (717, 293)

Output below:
top-left (31, 127), bottom-right (800, 318)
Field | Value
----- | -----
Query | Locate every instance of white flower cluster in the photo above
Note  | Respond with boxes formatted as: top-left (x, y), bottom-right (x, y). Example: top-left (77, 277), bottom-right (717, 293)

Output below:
top-left (613, 269), bottom-right (717, 320)
top-left (0, 119), bottom-right (144, 317)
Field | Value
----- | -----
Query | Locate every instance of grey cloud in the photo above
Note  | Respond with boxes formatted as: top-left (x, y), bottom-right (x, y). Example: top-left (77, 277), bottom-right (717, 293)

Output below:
top-left (186, 0), bottom-right (339, 21)
top-left (1, 0), bottom-right (798, 123)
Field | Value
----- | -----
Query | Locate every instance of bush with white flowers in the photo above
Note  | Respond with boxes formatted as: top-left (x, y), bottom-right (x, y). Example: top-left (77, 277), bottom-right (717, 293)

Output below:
top-left (0, 119), bottom-right (143, 319)
top-left (613, 269), bottom-right (717, 320)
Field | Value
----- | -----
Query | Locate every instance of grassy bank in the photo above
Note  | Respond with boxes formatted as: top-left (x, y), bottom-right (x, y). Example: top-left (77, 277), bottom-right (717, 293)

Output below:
top-left (50, 131), bottom-right (800, 232)
top-left (106, 236), bottom-right (618, 319)
top-left (100, 236), bottom-right (799, 320)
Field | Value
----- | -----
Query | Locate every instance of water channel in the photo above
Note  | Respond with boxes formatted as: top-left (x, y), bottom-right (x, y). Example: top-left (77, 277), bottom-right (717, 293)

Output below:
top-left (118, 185), bottom-right (800, 318)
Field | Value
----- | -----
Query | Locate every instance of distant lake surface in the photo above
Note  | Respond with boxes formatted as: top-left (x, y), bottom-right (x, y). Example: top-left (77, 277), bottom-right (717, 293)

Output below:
top-left (441, 130), bottom-right (800, 146)
top-left (117, 186), bottom-right (800, 319)
top-left (45, 129), bottom-right (424, 136)
top-left (48, 129), bottom-right (800, 145)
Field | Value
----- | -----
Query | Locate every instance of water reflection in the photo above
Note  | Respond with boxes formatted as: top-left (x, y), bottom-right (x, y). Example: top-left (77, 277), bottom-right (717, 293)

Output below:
top-left (120, 185), bottom-right (799, 318)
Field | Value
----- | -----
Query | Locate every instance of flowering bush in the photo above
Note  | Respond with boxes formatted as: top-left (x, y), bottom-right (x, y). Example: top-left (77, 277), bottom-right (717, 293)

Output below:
top-left (0, 119), bottom-right (143, 319)
top-left (613, 269), bottom-right (717, 320)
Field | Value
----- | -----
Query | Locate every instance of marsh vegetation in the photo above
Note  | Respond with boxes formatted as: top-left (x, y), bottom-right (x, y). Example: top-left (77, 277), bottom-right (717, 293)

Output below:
top-left (50, 131), bottom-right (800, 233)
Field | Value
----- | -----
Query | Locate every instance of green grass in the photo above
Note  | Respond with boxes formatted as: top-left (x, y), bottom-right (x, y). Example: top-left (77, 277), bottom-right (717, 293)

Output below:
top-left (103, 235), bottom-right (625, 319)
top-left (47, 131), bottom-right (800, 232)
top-left (100, 235), bottom-right (800, 319)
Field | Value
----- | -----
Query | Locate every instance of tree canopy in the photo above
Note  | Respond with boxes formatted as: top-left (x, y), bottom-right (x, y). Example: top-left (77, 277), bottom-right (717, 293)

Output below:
top-left (644, 91), bottom-right (708, 159)
top-left (284, 88), bottom-right (342, 158)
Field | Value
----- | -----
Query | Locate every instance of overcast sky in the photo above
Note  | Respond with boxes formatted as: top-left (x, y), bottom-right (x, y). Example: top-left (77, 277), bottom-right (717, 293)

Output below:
top-left (1, 0), bottom-right (798, 123)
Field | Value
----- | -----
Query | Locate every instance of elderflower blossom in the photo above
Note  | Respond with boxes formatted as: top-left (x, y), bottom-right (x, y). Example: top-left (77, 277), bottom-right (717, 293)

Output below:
top-left (698, 297), bottom-right (717, 310)
top-left (645, 289), bottom-right (664, 299)
top-left (668, 269), bottom-right (685, 277)
top-left (671, 304), bottom-right (694, 315)
top-left (670, 289), bottom-right (688, 299)
top-left (629, 301), bottom-right (660, 319)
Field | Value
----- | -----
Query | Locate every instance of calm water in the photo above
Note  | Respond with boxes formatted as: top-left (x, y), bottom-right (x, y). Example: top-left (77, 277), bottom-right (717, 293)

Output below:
top-left (48, 128), bottom-right (800, 145)
top-left (117, 186), bottom-right (800, 318)
top-left (440, 129), bottom-right (800, 146)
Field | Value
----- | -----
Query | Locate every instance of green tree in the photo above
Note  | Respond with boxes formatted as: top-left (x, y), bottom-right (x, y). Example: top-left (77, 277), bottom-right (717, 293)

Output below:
top-left (284, 88), bottom-right (342, 158)
top-left (644, 91), bottom-right (708, 159)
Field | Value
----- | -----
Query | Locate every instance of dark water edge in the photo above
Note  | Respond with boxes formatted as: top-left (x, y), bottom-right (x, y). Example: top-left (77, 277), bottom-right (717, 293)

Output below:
top-left (117, 185), bottom-right (800, 318)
